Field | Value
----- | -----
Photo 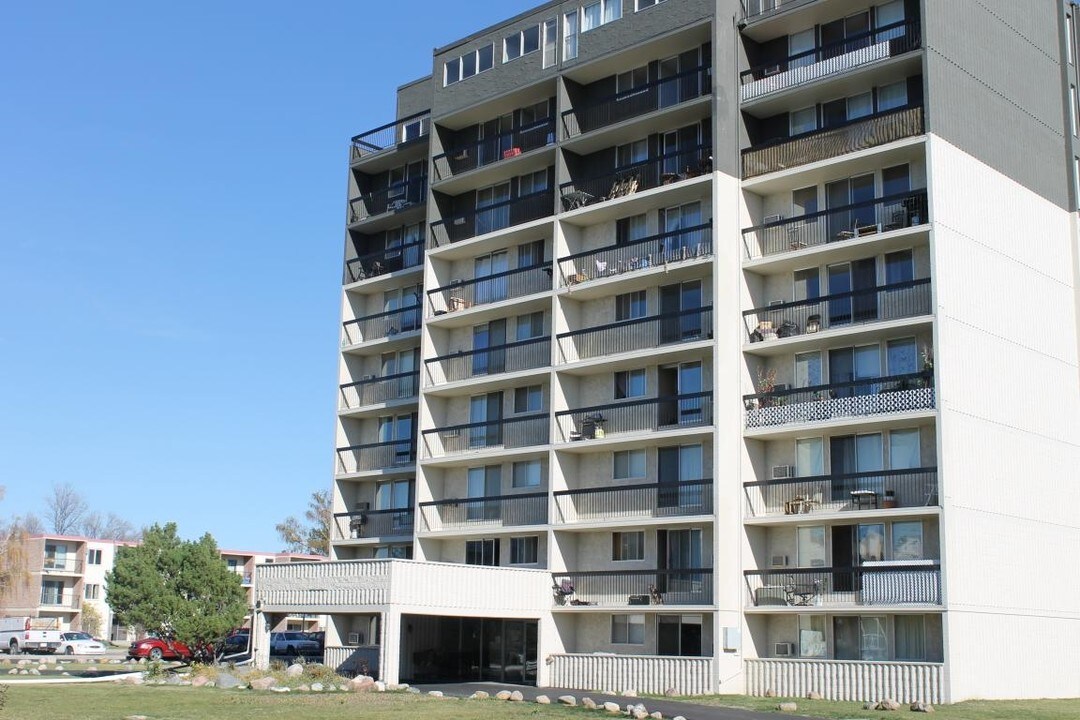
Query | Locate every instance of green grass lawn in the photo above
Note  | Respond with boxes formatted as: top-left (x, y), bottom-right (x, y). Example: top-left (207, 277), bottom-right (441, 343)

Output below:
top-left (683, 694), bottom-right (1080, 720)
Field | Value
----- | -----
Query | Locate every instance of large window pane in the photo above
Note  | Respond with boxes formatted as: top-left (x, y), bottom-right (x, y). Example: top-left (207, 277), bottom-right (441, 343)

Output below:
top-left (797, 525), bottom-right (827, 567)
top-left (860, 616), bottom-right (889, 661)
top-left (858, 523), bottom-right (886, 562)
top-left (889, 428), bottom-right (921, 469)
top-left (796, 437), bottom-right (824, 476)
top-left (799, 615), bottom-right (827, 657)
top-left (892, 521), bottom-right (924, 560)
top-left (895, 615), bottom-right (926, 660)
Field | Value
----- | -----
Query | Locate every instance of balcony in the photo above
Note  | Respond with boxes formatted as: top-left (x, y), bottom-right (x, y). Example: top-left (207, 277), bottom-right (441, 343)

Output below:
top-left (336, 439), bottom-right (417, 474)
top-left (350, 111), bottom-right (430, 165)
top-left (558, 224), bottom-right (712, 288)
top-left (341, 306), bottom-right (421, 347)
top-left (744, 372), bottom-right (935, 429)
top-left (560, 145), bottom-right (712, 211)
top-left (562, 65), bottom-right (712, 138)
top-left (430, 190), bottom-right (554, 247)
top-left (344, 239), bottom-right (424, 284)
top-left (744, 467), bottom-right (938, 518)
top-left (555, 392), bottom-right (713, 443)
top-left (742, 105), bottom-right (923, 179)
top-left (339, 371), bottom-right (419, 411)
top-left (743, 190), bottom-right (927, 260)
top-left (743, 278), bottom-right (932, 343)
top-left (42, 559), bottom-right (82, 573)
top-left (741, 21), bottom-right (921, 102)
top-left (433, 118), bottom-right (555, 182)
top-left (552, 568), bottom-right (713, 607)
top-left (348, 176), bottom-right (427, 225)
top-left (39, 593), bottom-right (80, 610)
top-left (419, 492), bottom-right (548, 532)
top-left (744, 562), bottom-right (942, 608)
top-left (741, 0), bottom-right (815, 21)
top-left (425, 337), bottom-right (550, 386)
top-left (427, 264), bottom-right (551, 316)
top-left (744, 658), bottom-right (943, 704)
top-left (557, 307), bottom-right (712, 364)
top-left (422, 414), bottom-right (549, 458)
top-left (554, 479), bottom-right (713, 525)
top-left (333, 509), bottom-right (414, 541)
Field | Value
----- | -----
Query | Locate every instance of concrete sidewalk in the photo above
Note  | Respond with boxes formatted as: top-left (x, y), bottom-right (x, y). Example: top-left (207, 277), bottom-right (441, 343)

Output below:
top-left (413, 682), bottom-right (777, 720)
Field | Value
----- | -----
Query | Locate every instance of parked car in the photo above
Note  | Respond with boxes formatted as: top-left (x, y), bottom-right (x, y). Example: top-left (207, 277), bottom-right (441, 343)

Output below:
top-left (127, 636), bottom-right (202, 661)
top-left (220, 630), bottom-right (250, 655)
top-left (269, 631), bottom-right (321, 657)
top-left (0, 616), bottom-right (61, 654)
top-left (58, 631), bottom-right (106, 655)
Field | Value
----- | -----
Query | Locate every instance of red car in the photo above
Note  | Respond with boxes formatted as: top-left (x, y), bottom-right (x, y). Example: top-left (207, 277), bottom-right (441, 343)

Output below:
top-left (127, 636), bottom-right (202, 661)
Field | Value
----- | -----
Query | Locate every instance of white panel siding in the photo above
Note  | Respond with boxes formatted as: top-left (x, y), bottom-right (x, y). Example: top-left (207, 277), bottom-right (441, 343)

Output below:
top-left (324, 645), bottom-right (380, 677)
top-left (744, 659), bottom-right (943, 704)
top-left (548, 654), bottom-right (716, 695)
top-left (257, 559), bottom-right (391, 609)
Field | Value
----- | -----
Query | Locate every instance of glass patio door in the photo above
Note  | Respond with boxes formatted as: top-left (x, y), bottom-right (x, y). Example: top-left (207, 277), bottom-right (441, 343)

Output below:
top-left (467, 466), bottom-right (501, 521)
top-left (474, 251), bottom-right (509, 305)
top-left (476, 182), bottom-right (511, 236)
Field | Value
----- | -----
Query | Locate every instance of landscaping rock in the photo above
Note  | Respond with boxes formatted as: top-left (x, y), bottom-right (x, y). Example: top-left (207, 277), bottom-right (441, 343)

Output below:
top-left (271, 686), bottom-right (291, 693)
top-left (558, 695), bottom-right (577, 706)
top-left (250, 677), bottom-right (278, 691)
top-left (603, 701), bottom-right (621, 713)
top-left (375, 681), bottom-right (386, 692)
top-left (191, 675), bottom-right (210, 688)
top-left (765, 689), bottom-right (777, 698)
top-left (603, 689), bottom-right (616, 696)
top-left (428, 690), bottom-right (444, 698)
top-left (910, 702), bottom-right (935, 713)
top-left (470, 691), bottom-right (490, 700)
top-left (285, 664), bottom-right (304, 678)
top-left (206, 681), bottom-right (216, 688)
top-left (510, 690), bottom-right (524, 702)
top-left (622, 689), bottom-right (638, 697)
top-left (495, 690), bottom-right (513, 700)
top-left (407, 687), bottom-right (421, 694)
top-left (807, 691), bottom-right (822, 700)
top-left (388, 683), bottom-right (409, 691)
top-left (297, 684), bottom-right (310, 692)
top-left (650, 713), bottom-right (663, 720)
top-left (311, 682), bottom-right (324, 692)
top-left (123, 716), bottom-right (149, 720)
top-left (864, 703), bottom-right (877, 711)
top-left (216, 672), bottom-right (242, 689)
top-left (877, 699), bottom-right (902, 711)
top-left (632, 708), bottom-right (650, 720)
top-left (664, 688), bottom-right (679, 697)
top-left (536, 695), bottom-right (551, 705)
top-left (6, 669), bottom-right (15, 675)
top-left (777, 702), bottom-right (798, 712)
top-left (349, 675), bottom-right (376, 692)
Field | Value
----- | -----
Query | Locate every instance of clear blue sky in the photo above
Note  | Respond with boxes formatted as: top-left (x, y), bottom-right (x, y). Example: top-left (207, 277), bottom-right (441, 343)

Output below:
top-left (0, 0), bottom-right (539, 551)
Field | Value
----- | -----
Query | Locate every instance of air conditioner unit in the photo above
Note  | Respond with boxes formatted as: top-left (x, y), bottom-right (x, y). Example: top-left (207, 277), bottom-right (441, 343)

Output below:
top-left (774, 642), bottom-right (795, 657)
top-left (763, 213), bottom-right (784, 224)
top-left (762, 64), bottom-right (782, 77)
top-left (348, 632), bottom-right (361, 645)
top-left (355, 502), bottom-right (371, 512)
top-left (770, 554), bottom-right (789, 568)
top-left (360, 375), bottom-right (375, 381)
top-left (768, 300), bottom-right (785, 307)
top-left (772, 465), bottom-right (797, 480)
top-left (773, 384), bottom-right (789, 392)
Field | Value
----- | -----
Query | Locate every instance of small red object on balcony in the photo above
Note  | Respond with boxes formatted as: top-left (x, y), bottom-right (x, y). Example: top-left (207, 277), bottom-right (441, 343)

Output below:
top-left (502, 147), bottom-right (522, 159)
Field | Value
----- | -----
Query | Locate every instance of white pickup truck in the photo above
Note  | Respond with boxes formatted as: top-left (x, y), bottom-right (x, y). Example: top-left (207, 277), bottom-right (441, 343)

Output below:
top-left (0, 616), bottom-right (63, 654)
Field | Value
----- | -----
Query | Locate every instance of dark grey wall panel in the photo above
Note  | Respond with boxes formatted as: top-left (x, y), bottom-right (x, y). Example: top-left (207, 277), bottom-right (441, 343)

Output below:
top-left (397, 77), bottom-right (434, 118)
top-left (713, 0), bottom-right (743, 178)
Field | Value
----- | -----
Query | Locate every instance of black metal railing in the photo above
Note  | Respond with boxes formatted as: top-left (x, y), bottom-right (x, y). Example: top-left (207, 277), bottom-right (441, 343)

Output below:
top-left (744, 467), bottom-right (938, 517)
top-left (425, 337), bottom-right (551, 385)
top-left (744, 278), bottom-right (932, 341)
top-left (339, 371), bottom-right (420, 410)
top-left (348, 176), bottom-right (427, 224)
top-left (556, 392), bottom-right (713, 442)
top-left (350, 110), bottom-right (430, 163)
top-left (419, 492), bottom-right (548, 531)
top-left (558, 224), bottom-right (712, 287)
top-left (742, 105), bottom-right (924, 179)
top-left (422, 414), bottom-right (550, 457)
top-left (554, 479), bottom-right (713, 523)
top-left (741, 20), bottom-right (921, 97)
top-left (741, 0), bottom-right (813, 21)
top-left (344, 239), bottom-right (424, 284)
top-left (742, 190), bottom-right (928, 259)
top-left (745, 563), bottom-right (942, 607)
top-left (557, 306), bottom-right (712, 363)
top-left (430, 190), bottom-right (554, 247)
top-left (427, 263), bottom-right (552, 314)
top-left (744, 372), bottom-right (935, 428)
top-left (560, 144), bottom-right (712, 211)
top-left (336, 439), bottom-right (417, 473)
top-left (553, 568), bottom-right (713, 607)
top-left (333, 509), bottom-right (414, 541)
top-left (341, 305), bottom-right (422, 346)
top-left (433, 118), bottom-right (555, 181)
top-left (563, 66), bottom-right (712, 137)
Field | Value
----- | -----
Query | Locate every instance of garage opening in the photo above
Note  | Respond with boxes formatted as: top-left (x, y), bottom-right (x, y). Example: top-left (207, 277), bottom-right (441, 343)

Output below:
top-left (400, 615), bottom-right (538, 685)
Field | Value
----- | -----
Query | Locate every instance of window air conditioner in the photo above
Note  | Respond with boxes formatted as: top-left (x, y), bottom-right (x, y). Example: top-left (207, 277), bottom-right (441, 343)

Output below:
top-left (348, 632), bottom-right (361, 645)
top-left (774, 642), bottom-right (795, 657)
top-left (770, 554), bottom-right (789, 568)
top-left (763, 213), bottom-right (784, 224)
top-left (355, 502), bottom-right (370, 512)
top-left (772, 465), bottom-right (796, 480)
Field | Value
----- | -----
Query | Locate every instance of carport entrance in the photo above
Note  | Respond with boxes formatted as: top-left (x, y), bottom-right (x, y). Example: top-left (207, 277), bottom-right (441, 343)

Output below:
top-left (400, 615), bottom-right (538, 685)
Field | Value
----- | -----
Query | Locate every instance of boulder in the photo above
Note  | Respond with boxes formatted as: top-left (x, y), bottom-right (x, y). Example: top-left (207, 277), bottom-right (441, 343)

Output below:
top-left (864, 703), bottom-right (878, 711)
top-left (777, 702), bottom-right (798, 712)
top-left (285, 664), bottom-right (304, 678)
top-left (765, 689), bottom-right (777, 698)
top-left (650, 713), bottom-right (663, 720)
top-left (123, 716), bottom-right (150, 720)
top-left (536, 695), bottom-right (551, 705)
top-left (6, 669), bottom-right (15, 675)
top-left (807, 691), bottom-right (823, 700)
top-left (469, 691), bottom-right (490, 700)
top-left (622, 689), bottom-right (638, 697)
top-left (407, 687), bottom-right (421, 694)
top-left (191, 676), bottom-right (210, 688)
top-left (427, 690), bottom-right (444, 698)
top-left (558, 695), bottom-right (577, 706)
top-left (271, 687), bottom-right (291, 693)
top-left (632, 709), bottom-right (650, 720)
top-left (664, 688), bottom-right (679, 697)
top-left (877, 699), bottom-right (902, 711)
top-left (495, 690), bottom-right (513, 700)
top-left (250, 676), bottom-right (278, 691)
top-left (603, 702), bottom-right (622, 714)
top-left (582, 697), bottom-right (596, 709)
top-left (910, 702), bottom-right (935, 713)
top-left (216, 672), bottom-right (242, 689)
top-left (374, 681), bottom-right (386, 692)
top-left (388, 683), bottom-right (410, 691)
top-left (297, 684), bottom-right (310, 692)
top-left (509, 690), bottom-right (524, 702)
top-left (310, 682), bottom-right (324, 692)
top-left (349, 675), bottom-right (376, 692)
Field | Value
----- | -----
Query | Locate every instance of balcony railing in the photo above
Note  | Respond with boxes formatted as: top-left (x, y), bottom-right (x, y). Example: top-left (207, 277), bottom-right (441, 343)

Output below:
top-left (741, 0), bottom-right (814, 21)
top-left (427, 263), bottom-right (551, 315)
top-left (743, 278), bottom-right (932, 341)
top-left (742, 105), bottom-right (924, 179)
top-left (341, 305), bottom-right (421, 346)
top-left (558, 224), bottom-right (712, 287)
top-left (744, 372), bottom-right (935, 429)
top-left (433, 118), bottom-right (555, 181)
top-left (745, 562), bottom-right (942, 608)
top-left (350, 110), bottom-right (430, 163)
top-left (563, 66), bottom-right (712, 137)
top-left (743, 190), bottom-right (928, 260)
top-left (339, 371), bottom-right (419, 410)
top-left (39, 594), bottom-right (80, 609)
top-left (336, 439), bottom-right (417, 474)
top-left (344, 238), bottom-right (424, 284)
top-left (348, 176), bottom-right (427, 225)
top-left (553, 568), bottom-right (713, 607)
top-left (419, 492), bottom-right (548, 532)
top-left (744, 467), bottom-right (939, 518)
top-left (741, 21), bottom-right (921, 101)
top-left (555, 392), bottom-right (713, 443)
top-left (560, 145), bottom-right (712, 211)
top-left (422, 414), bottom-right (550, 458)
top-left (333, 509), bottom-right (414, 541)
top-left (557, 306), bottom-right (712, 364)
top-left (425, 337), bottom-right (550, 385)
top-left (554, 479), bottom-right (713, 524)
top-left (745, 658), bottom-right (943, 705)
top-left (42, 559), bottom-right (83, 573)
top-left (430, 190), bottom-right (554, 247)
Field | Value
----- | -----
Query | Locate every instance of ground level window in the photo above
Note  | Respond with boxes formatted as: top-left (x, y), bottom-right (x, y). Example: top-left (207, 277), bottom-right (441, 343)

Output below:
top-left (466, 538), bottom-right (500, 566)
top-left (657, 614), bottom-right (702, 656)
top-left (509, 536), bottom-right (538, 565)
top-left (611, 614), bottom-right (645, 644)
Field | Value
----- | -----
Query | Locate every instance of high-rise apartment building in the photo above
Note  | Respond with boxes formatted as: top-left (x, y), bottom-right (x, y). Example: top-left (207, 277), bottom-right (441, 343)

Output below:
top-left (253, 0), bottom-right (1080, 703)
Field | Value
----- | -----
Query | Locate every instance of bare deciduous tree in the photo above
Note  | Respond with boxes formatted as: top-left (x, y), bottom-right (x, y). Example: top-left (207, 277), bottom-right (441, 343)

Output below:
top-left (276, 489), bottom-right (331, 556)
top-left (81, 511), bottom-right (139, 541)
top-left (46, 483), bottom-right (88, 535)
top-left (0, 487), bottom-right (32, 601)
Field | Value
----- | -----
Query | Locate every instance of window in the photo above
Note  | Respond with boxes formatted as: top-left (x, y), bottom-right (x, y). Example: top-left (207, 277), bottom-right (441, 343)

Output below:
top-left (795, 351), bottom-right (822, 388)
top-left (797, 525), bottom-right (827, 567)
top-left (792, 186), bottom-right (818, 217)
top-left (799, 615), bottom-right (827, 657)
top-left (516, 311), bottom-right (544, 340)
top-left (87, 549), bottom-right (103, 565)
top-left (858, 523), bottom-right (886, 562)
top-left (790, 106), bottom-right (817, 135)
top-left (887, 337), bottom-right (918, 375)
top-left (512, 459), bottom-right (542, 488)
top-left (465, 538), bottom-right (500, 566)
top-left (41, 580), bottom-right (63, 605)
top-left (611, 614), bottom-right (645, 644)
top-left (894, 615), bottom-right (926, 660)
top-left (793, 267), bottom-right (820, 301)
top-left (795, 437), bottom-right (824, 476)
top-left (582, 1), bottom-right (602, 31)
top-left (614, 369), bottom-right (646, 399)
top-left (616, 138), bottom-right (648, 168)
top-left (877, 81), bottom-right (908, 111)
top-left (514, 385), bottom-right (543, 413)
top-left (616, 65), bottom-right (649, 96)
top-left (657, 614), bottom-right (703, 656)
top-left (563, 11), bottom-right (579, 60)
top-left (543, 18), bottom-right (558, 68)
top-left (612, 531), bottom-right (645, 561)
top-left (444, 43), bottom-right (495, 86)
top-left (889, 428), bottom-right (921, 469)
top-left (518, 239), bottom-right (545, 267)
top-left (636, 0), bottom-right (667, 9)
top-left (616, 214), bottom-right (647, 244)
top-left (789, 28), bottom-right (816, 69)
top-left (1072, 85), bottom-right (1079, 137)
top-left (614, 449), bottom-right (647, 480)
top-left (374, 544), bottom-right (412, 559)
top-left (84, 584), bottom-right (100, 601)
top-left (892, 521), bottom-right (924, 560)
top-left (615, 290), bottom-right (647, 320)
top-left (504, 25), bottom-right (541, 62)
top-left (519, 169), bottom-right (549, 195)
top-left (509, 536), bottom-right (539, 564)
